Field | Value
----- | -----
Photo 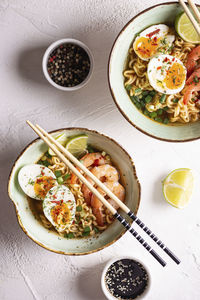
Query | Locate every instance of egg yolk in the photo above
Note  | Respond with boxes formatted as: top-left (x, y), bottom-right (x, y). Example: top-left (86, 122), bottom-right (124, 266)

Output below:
top-left (34, 176), bottom-right (56, 199)
top-left (51, 202), bottom-right (71, 226)
top-left (164, 62), bottom-right (186, 90)
top-left (134, 36), bottom-right (160, 59)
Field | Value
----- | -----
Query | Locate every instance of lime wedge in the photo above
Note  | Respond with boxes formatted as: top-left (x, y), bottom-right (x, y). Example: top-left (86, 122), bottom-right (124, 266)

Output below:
top-left (162, 168), bottom-right (194, 208)
top-left (65, 135), bottom-right (88, 157)
top-left (48, 132), bottom-right (67, 156)
top-left (175, 12), bottom-right (200, 44)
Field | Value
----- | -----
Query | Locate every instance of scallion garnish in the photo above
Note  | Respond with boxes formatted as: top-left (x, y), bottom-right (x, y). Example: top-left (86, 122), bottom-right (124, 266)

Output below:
top-left (160, 94), bottom-right (166, 103)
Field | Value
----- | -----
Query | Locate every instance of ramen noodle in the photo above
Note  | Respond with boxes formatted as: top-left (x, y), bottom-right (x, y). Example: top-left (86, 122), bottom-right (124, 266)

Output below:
top-left (124, 25), bottom-right (200, 124)
top-left (28, 149), bottom-right (125, 239)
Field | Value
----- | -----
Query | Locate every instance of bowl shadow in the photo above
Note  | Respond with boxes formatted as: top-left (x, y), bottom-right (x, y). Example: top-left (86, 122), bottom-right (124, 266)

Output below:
top-left (76, 263), bottom-right (106, 300)
top-left (152, 172), bottom-right (168, 207)
top-left (17, 45), bottom-right (50, 86)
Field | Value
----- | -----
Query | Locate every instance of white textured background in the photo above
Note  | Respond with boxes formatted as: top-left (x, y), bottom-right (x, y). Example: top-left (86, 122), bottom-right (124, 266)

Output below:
top-left (1, 0), bottom-right (200, 299)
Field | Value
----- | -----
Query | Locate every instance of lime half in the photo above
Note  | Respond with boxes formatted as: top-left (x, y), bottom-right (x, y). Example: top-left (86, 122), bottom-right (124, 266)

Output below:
top-left (48, 132), bottom-right (67, 156)
top-left (175, 12), bottom-right (200, 44)
top-left (162, 168), bottom-right (194, 208)
top-left (65, 135), bottom-right (88, 157)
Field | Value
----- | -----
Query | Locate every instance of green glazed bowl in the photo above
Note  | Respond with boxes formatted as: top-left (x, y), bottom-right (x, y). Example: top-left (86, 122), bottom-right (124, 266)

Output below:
top-left (108, 2), bottom-right (200, 142)
top-left (8, 128), bottom-right (140, 255)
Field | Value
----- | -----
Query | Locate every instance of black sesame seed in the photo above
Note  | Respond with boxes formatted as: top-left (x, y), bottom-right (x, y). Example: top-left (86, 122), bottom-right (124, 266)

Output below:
top-left (47, 43), bottom-right (90, 87)
top-left (105, 259), bottom-right (149, 299)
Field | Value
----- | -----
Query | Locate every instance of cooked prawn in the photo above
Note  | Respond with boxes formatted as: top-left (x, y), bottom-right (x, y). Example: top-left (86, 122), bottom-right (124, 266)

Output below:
top-left (70, 152), bottom-right (106, 184)
top-left (81, 175), bottom-right (94, 205)
top-left (91, 181), bottom-right (125, 226)
top-left (81, 164), bottom-right (119, 204)
top-left (186, 45), bottom-right (200, 76)
top-left (90, 165), bottom-right (119, 182)
top-left (183, 68), bottom-right (200, 104)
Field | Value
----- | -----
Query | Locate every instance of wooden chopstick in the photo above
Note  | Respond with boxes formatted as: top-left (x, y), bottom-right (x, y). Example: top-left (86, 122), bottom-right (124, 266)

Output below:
top-left (27, 120), bottom-right (167, 267)
top-left (179, 0), bottom-right (200, 36)
top-left (34, 123), bottom-right (180, 265)
top-left (188, 0), bottom-right (200, 24)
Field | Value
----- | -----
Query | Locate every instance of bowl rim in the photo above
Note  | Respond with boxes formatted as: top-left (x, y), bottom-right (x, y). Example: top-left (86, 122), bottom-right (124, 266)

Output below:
top-left (42, 38), bottom-right (94, 91)
top-left (101, 256), bottom-right (151, 300)
top-left (108, 1), bottom-right (200, 143)
top-left (7, 127), bottom-right (141, 256)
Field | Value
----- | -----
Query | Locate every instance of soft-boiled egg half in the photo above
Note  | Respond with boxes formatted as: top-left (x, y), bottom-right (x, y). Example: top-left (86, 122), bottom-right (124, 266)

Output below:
top-left (18, 164), bottom-right (57, 200)
top-left (147, 54), bottom-right (186, 94)
top-left (133, 24), bottom-right (175, 61)
top-left (43, 185), bottom-right (76, 232)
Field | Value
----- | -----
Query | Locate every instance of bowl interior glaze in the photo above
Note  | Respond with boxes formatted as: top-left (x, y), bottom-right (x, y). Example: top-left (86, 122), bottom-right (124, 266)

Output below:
top-left (8, 128), bottom-right (140, 255)
top-left (109, 2), bottom-right (200, 142)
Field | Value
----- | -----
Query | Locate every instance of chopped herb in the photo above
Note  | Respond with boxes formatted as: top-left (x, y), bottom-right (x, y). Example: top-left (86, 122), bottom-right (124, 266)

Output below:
top-left (135, 88), bottom-right (142, 93)
top-left (55, 170), bottom-right (62, 178)
top-left (142, 90), bottom-right (149, 97)
top-left (83, 226), bottom-right (90, 233)
top-left (64, 233), bottom-right (74, 239)
top-left (76, 205), bottom-right (82, 212)
top-left (87, 144), bottom-right (95, 153)
top-left (63, 173), bottom-right (71, 181)
top-left (143, 109), bottom-right (149, 116)
top-left (82, 231), bottom-right (90, 237)
top-left (45, 151), bottom-right (52, 158)
top-left (39, 160), bottom-right (50, 167)
top-left (125, 84), bottom-right (132, 91)
top-left (157, 109), bottom-right (163, 115)
top-left (163, 118), bottom-right (169, 124)
top-left (150, 111), bottom-right (157, 118)
top-left (163, 106), bottom-right (169, 111)
top-left (94, 227), bottom-right (99, 233)
top-left (160, 94), bottom-right (166, 103)
top-left (155, 117), bottom-right (162, 123)
top-left (28, 179), bottom-right (35, 185)
top-left (149, 90), bottom-right (156, 97)
top-left (193, 75), bottom-right (199, 83)
top-left (145, 95), bottom-right (152, 103)
top-left (173, 98), bottom-right (179, 103)
top-left (57, 176), bottom-right (63, 184)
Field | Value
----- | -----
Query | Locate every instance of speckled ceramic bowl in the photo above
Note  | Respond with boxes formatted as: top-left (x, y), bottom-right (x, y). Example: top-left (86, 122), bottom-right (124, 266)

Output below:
top-left (108, 2), bottom-right (200, 142)
top-left (8, 128), bottom-right (140, 255)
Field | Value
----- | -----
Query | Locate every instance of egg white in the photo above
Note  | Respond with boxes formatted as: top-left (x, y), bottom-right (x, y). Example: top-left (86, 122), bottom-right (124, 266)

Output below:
top-left (43, 185), bottom-right (76, 232)
top-left (133, 24), bottom-right (175, 61)
top-left (18, 164), bottom-right (57, 200)
top-left (147, 54), bottom-right (186, 94)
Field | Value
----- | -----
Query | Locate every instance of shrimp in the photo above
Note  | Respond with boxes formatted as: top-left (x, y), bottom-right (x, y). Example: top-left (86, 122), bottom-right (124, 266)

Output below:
top-left (70, 152), bottom-right (106, 184)
top-left (91, 181), bottom-right (125, 226)
top-left (81, 175), bottom-right (94, 205)
top-left (90, 165), bottom-right (119, 182)
top-left (183, 68), bottom-right (200, 104)
top-left (186, 45), bottom-right (200, 76)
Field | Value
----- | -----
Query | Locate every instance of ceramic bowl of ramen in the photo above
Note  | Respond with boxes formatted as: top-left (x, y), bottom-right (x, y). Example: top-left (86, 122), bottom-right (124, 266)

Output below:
top-left (8, 128), bottom-right (140, 255)
top-left (108, 2), bottom-right (200, 142)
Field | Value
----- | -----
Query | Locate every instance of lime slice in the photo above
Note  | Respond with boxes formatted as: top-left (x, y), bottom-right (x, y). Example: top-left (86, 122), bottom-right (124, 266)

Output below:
top-left (48, 132), bottom-right (67, 156)
top-left (175, 12), bottom-right (200, 44)
top-left (162, 168), bottom-right (194, 208)
top-left (65, 135), bottom-right (88, 157)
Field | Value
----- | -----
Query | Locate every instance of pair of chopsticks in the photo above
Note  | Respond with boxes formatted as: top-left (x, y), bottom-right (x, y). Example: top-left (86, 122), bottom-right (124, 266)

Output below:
top-left (179, 0), bottom-right (200, 36)
top-left (27, 121), bottom-right (180, 267)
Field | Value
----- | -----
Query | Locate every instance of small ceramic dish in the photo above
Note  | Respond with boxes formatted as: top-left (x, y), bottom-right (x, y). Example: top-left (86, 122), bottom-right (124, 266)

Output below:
top-left (42, 38), bottom-right (93, 91)
top-left (108, 2), bottom-right (200, 142)
top-left (8, 128), bottom-right (141, 255)
top-left (101, 256), bottom-right (151, 300)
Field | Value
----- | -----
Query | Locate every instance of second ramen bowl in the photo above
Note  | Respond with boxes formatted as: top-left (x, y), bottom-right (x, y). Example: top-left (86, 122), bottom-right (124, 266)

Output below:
top-left (8, 128), bottom-right (140, 255)
top-left (108, 2), bottom-right (200, 142)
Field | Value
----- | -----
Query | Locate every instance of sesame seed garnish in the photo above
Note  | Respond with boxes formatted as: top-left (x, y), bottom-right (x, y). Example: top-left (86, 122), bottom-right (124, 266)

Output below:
top-left (104, 259), bottom-right (148, 299)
